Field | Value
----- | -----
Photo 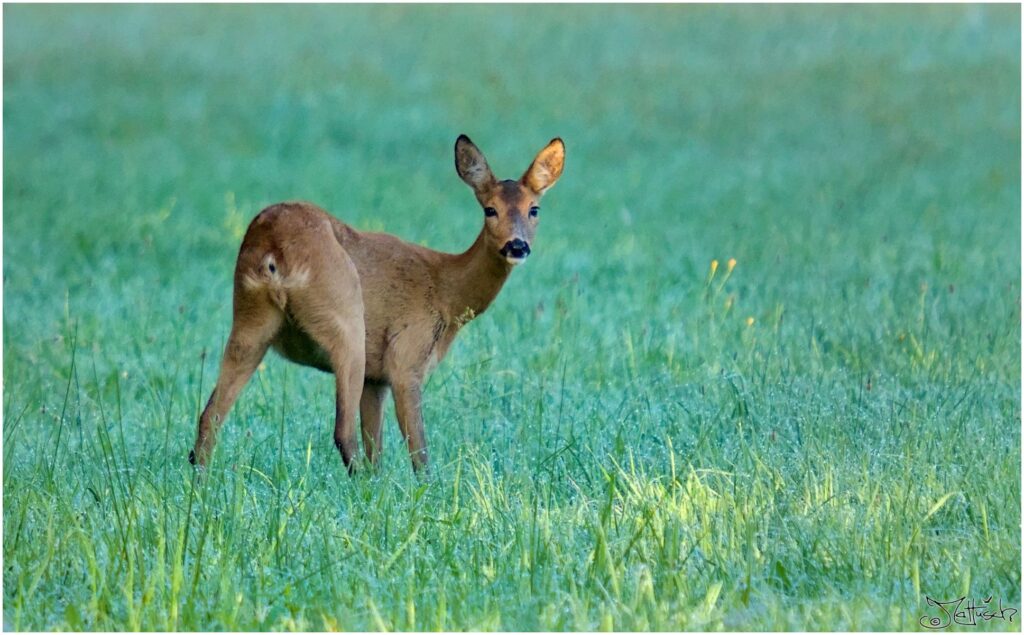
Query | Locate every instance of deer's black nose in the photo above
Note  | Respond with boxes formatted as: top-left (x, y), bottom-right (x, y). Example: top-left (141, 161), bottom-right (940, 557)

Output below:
top-left (501, 239), bottom-right (531, 259)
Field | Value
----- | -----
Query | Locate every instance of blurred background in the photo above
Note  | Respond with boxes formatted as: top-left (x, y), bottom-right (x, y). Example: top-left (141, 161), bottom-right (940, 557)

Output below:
top-left (3, 5), bottom-right (1020, 630)
top-left (5, 5), bottom-right (1019, 355)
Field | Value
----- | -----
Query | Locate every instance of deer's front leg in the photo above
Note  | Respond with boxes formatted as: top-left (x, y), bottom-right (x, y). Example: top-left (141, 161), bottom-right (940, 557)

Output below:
top-left (392, 380), bottom-right (428, 472)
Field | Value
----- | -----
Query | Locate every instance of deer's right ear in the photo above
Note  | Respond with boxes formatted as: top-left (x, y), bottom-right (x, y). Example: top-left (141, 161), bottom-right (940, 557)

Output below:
top-left (455, 135), bottom-right (496, 194)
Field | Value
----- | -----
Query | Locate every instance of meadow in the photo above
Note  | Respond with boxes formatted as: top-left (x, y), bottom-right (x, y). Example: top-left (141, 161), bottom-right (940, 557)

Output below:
top-left (3, 5), bottom-right (1021, 631)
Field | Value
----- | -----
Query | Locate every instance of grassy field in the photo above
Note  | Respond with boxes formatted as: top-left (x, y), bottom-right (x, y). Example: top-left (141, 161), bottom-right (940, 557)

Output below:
top-left (3, 5), bottom-right (1021, 631)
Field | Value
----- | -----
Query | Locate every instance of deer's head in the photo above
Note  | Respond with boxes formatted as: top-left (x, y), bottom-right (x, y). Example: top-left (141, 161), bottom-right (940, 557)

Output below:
top-left (455, 135), bottom-right (565, 265)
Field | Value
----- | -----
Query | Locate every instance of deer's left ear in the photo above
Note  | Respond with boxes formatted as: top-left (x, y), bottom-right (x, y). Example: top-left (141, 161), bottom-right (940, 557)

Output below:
top-left (521, 138), bottom-right (565, 195)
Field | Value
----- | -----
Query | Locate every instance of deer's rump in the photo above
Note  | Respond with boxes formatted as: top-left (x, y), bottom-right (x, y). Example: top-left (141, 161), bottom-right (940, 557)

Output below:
top-left (235, 202), bottom-right (367, 375)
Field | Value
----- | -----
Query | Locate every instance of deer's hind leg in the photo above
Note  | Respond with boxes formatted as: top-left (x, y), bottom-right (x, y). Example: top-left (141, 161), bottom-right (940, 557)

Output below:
top-left (286, 243), bottom-right (366, 473)
top-left (360, 382), bottom-right (389, 465)
top-left (191, 288), bottom-right (283, 466)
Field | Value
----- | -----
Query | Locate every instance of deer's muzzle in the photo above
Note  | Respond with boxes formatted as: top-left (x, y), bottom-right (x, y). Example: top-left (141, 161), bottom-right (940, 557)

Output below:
top-left (500, 239), bottom-right (531, 264)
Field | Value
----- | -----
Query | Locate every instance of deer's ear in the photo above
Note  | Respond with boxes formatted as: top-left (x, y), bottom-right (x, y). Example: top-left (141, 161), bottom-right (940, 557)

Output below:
top-left (521, 138), bottom-right (565, 195)
top-left (455, 135), bottom-right (496, 194)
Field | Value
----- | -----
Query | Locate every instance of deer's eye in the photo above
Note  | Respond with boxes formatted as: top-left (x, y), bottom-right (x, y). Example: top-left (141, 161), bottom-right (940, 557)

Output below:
top-left (529, 206), bottom-right (539, 217)
top-left (484, 207), bottom-right (498, 218)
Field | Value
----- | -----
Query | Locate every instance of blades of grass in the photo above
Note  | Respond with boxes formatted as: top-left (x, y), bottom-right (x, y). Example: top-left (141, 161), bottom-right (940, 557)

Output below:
top-left (48, 322), bottom-right (78, 482)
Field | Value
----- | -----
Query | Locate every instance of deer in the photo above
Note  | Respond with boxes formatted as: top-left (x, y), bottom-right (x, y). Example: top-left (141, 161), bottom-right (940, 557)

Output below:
top-left (189, 135), bottom-right (565, 473)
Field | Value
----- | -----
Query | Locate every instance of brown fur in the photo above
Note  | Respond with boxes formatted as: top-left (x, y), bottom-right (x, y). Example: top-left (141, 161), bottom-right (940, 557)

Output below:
top-left (190, 135), bottom-right (565, 472)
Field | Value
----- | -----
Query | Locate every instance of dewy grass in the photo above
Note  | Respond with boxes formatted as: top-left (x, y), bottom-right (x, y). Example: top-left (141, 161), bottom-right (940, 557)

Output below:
top-left (3, 4), bottom-right (1021, 631)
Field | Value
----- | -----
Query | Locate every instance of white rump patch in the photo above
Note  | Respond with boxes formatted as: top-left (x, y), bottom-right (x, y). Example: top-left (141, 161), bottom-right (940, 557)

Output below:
top-left (242, 256), bottom-right (310, 311)
top-left (259, 254), bottom-right (310, 289)
top-left (282, 266), bottom-right (310, 288)
top-left (242, 273), bottom-right (264, 291)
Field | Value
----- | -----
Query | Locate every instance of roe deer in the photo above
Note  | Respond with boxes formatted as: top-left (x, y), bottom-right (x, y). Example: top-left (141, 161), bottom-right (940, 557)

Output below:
top-left (189, 135), bottom-right (565, 473)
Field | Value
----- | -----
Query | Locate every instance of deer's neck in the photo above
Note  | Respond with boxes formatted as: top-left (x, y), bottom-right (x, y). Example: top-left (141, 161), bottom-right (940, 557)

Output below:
top-left (440, 229), bottom-right (513, 325)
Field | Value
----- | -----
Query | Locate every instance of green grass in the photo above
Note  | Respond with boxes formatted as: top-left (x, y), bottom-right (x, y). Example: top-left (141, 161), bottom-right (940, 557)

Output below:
top-left (3, 4), bottom-right (1020, 631)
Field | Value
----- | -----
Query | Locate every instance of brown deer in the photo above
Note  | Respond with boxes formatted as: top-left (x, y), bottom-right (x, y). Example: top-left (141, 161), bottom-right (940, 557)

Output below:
top-left (189, 135), bottom-right (565, 473)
